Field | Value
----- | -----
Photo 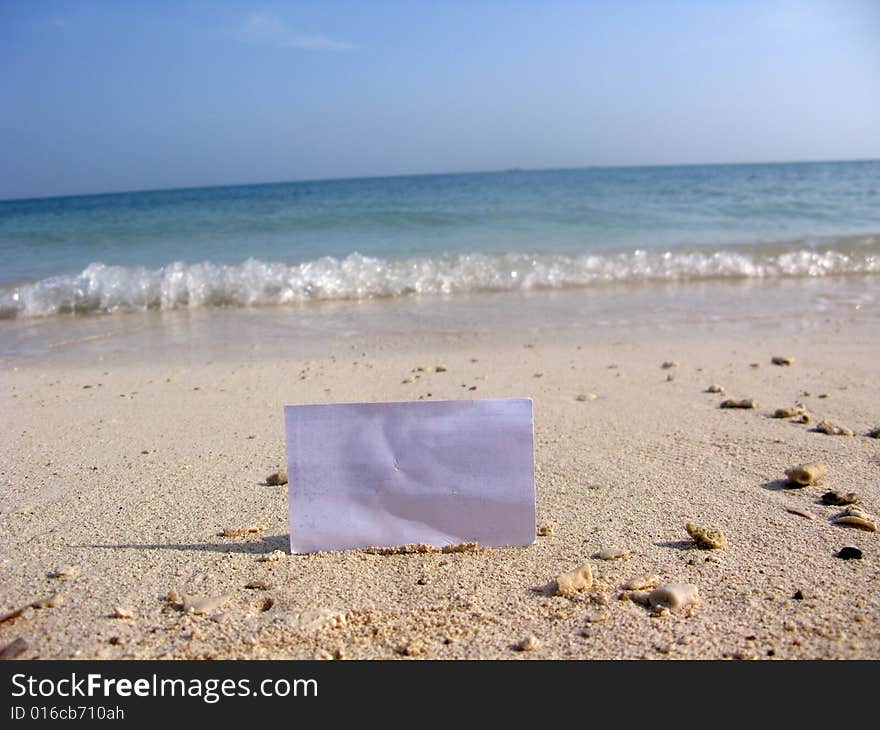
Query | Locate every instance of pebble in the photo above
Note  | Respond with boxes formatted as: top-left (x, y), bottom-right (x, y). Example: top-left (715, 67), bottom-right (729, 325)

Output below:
top-left (112, 606), bottom-right (135, 619)
top-left (867, 427), bottom-right (880, 439)
top-left (784, 462), bottom-right (827, 486)
top-left (435, 365), bottom-right (447, 372)
top-left (259, 550), bottom-right (286, 562)
top-left (773, 405), bottom-right (806, 419)
top-left (816, 421), bottom-right (853, 437)
top-left (706, 384), bottom-right (725, 394)
top-left (536, 520), bottom-right (555, 537)
top-left (792, 590), bottom-right (804, 601)
top-left (836, 547), bottom-right (862, 560)
top-left (0, 637), bottom-right (28, 660)
top-left (221, 526), bottom-right (261, 538)
top-left (265, 470), bottom-right (288, 486)
top-left (575, 393), bottom-right (598, 401)
top-left (554, 563), bottom-right (593, 597)
top-left (623, 575), bottom-right (660, 591)
top-left (166, 590), bottom-right (182, 604)
top-left (821, 491), bottom-right (860, 506)
top-left (785, 506), bottom-right (814, 521)
top-left (51, 566), bottom-right (79, 580)
top-left (685, 523), bottom-right (726, 550)
top-left (515, 634), bottom-right (541, 652)
top-left (720, 399), bottom-right (757, 409)
top-left (298, 608), bottom-right (346, 631)
top-left (649, 583), bottom-right (699, 613)
top-left (749, 362), bottom-right (761, 368)
top-left (771, 356), bottom-right (795, 366)
top-left (661, 361), bottom-right (679, 369)
top-left (182, 595), bottom-right (230, 615)
top-left (596, 546), bottom-right (630, 561)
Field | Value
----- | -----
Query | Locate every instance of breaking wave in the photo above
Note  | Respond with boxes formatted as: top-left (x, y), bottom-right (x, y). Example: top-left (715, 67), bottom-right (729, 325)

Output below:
top-left (2, 239), bottom-right (879, 319)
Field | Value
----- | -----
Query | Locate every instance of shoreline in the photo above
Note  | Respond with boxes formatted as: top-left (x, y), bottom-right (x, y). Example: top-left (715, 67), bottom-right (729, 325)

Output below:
top-left (2, 288), bottom-right (878, 659)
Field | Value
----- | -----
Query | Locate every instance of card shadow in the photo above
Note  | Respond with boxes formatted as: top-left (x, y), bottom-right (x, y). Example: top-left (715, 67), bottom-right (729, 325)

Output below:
top-left (77, 534), bottom-right (290, 554)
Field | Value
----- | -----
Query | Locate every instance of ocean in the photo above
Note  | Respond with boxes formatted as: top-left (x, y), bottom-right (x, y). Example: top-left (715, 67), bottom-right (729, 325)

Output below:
top-left (1, 160), bottom-right (879, 362)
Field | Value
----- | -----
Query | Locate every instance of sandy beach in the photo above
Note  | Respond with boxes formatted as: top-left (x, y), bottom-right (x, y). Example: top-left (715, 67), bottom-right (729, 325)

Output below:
top-left (2, 283), bottom-right (878, 660)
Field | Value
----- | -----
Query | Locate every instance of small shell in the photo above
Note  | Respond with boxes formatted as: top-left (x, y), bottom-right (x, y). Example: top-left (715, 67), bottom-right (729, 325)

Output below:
top-left (831, 516), bottom-right (876, 532)
top-left (649, 583), bottom-right (699, 613)
top-left (554, 563), bottom-right (593, 597)
top-left (784, 462), bottom-right (827, 486)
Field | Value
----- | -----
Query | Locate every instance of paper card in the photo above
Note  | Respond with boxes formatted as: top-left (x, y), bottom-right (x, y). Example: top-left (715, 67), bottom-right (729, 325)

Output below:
top-left (285, 398), bottom-right (536, 554)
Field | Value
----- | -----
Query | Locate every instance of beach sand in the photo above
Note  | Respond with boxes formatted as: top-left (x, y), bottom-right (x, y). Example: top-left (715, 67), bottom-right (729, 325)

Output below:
top-left (1, 294), bottom-right (879, 660)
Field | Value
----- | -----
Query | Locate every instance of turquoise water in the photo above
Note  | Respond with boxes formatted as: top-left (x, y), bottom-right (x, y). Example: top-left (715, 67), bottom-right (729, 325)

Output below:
top-left (1, 160), bottom-right (878, 318)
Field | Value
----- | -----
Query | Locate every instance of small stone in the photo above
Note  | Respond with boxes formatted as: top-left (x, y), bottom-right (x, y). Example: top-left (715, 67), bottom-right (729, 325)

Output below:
top-left (818, 393), bottom-right (830, 399)
top-left (649, 583), bottom-right (699, 613)
top-left (866, 427), bottom-right (880, 439)
top-left (623, 575), bottom-right (660, 591)
top-left (400, 640), bottom-right (427, 657)
top-left (706, 384), bottom-right (725, 394)
top-left (401, 378), bottom-right (413, 384)
top-left (555, 563), bottom-right (593, 597)
top-left (792, 590), bottom-right (804, 601)
top-left (265, 470), bottom-right (288, 486)
top-left (685, 522), bottom-right (726, 550)
top-left (666, 374), bottom-right (675, 382)
top-left (773, 405), bottom-right (806, 418)
top-left (515, 634), bottom-right (540, 652)
top-left (661, 361), bottom-right (679, 369)
top-left (182, 595), bottom-right (230, 615)
top-left (771, 356), bottom-right (795, 366)
top-left (245, 580), bottom-right (273, 590)
top-left (435, 365), bottom-right (447, 373)
top-left (259, 550), bottom-right (286, 562)
top-left (821, 491), bottom-right (859, 506)
top-left (750, 362), bottom-right (761, 368)
top-left (51, 566), bottom-right (79, 580)
top-left (575, 393), bottom-right (598, 402)
top-left (816, 421), bottom-right (853, 437)
top-left (112, 606), bottom-right (135, 619)
top-left (784, 462), bottom-right (827, 486)
top-left (720, 399), bottom-right (757, 409)
top-left (596, 546), bottom-right (630, 561)
top-left (536, 520), bottom-right (555, 537)
top-left (166, 590), bottom-right (182, 604)
top-left (836, 547), bottom-right (862, 560)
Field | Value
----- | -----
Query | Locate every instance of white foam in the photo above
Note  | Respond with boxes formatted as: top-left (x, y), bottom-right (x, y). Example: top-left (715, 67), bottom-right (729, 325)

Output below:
top-left (2, 244), bottom-right (878, 318)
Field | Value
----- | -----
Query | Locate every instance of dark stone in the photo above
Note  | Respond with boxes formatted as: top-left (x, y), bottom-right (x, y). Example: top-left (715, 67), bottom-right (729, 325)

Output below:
top-left (792, 590), bottom-right (804, 600)
top-left (836, 547), bottom-right (863, 560)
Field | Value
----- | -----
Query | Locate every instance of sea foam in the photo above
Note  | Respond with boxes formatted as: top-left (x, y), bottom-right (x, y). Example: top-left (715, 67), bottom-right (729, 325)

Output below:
top-left (2, 242), bottom-right (878, 319)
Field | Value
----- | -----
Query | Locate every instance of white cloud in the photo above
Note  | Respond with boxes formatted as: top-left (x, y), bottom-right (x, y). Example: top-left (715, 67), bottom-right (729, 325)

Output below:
top-left (238, 12), bottom-right (353, 51)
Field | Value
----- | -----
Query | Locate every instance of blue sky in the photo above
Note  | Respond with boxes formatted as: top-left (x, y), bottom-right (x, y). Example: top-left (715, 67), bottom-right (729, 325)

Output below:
top-left (1, 0), bottom-right (879, 199)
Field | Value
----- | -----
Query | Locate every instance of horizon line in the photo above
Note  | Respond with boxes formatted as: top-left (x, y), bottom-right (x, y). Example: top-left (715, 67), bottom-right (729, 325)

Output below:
top-left (2, 156), bottom-right (878, 204)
